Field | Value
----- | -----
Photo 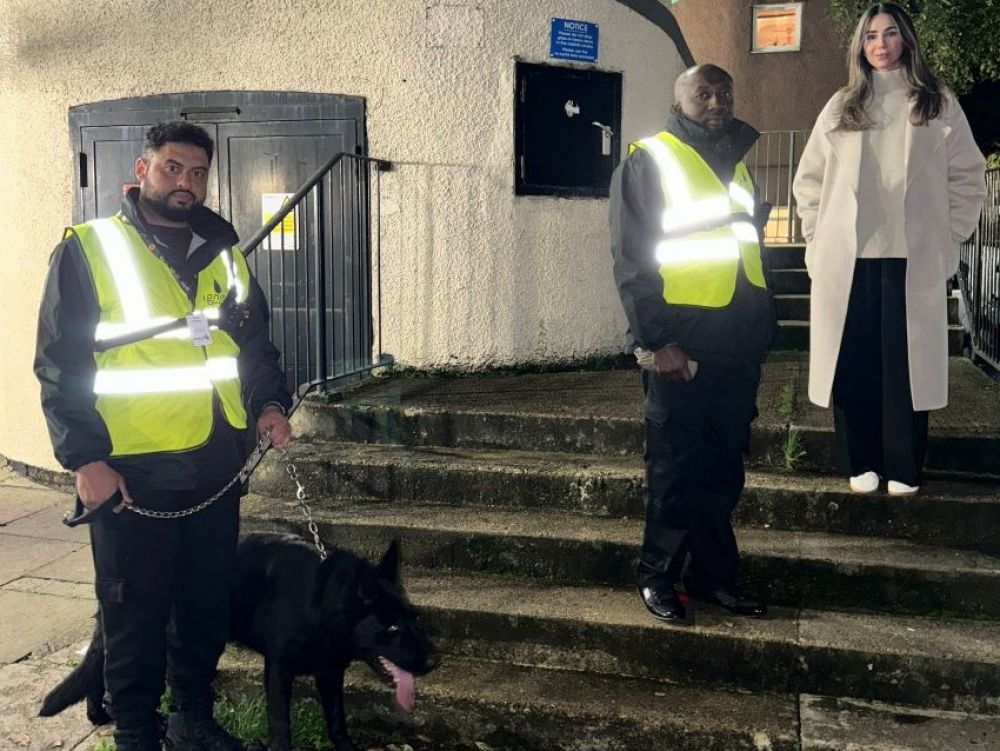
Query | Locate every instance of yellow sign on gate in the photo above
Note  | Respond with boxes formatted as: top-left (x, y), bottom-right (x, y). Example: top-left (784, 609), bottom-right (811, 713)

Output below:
top-left (261, 193), bottom-right (297, 251)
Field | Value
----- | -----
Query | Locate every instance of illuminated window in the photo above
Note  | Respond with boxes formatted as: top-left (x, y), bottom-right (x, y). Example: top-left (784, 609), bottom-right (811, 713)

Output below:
top-left (752, 3), bottom-right (803, 53)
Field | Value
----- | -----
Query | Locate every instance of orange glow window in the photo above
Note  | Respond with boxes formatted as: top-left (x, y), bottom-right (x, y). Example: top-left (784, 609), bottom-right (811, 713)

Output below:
top-left (752, 4), bottom-right (803, 53)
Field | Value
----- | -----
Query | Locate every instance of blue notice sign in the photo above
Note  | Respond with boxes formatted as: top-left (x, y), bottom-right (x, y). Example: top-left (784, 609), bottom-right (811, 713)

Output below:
top-left (550, 18), bottom-right (599, 63)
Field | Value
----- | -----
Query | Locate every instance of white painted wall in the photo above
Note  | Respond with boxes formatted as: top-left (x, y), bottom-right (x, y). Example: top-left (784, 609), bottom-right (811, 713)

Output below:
top-left (0, 0), bottom-right (686, 470)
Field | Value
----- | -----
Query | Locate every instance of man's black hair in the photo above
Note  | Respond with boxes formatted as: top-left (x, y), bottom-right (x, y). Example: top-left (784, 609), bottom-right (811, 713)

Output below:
top-left (144, 120), bottom-right (214, 162)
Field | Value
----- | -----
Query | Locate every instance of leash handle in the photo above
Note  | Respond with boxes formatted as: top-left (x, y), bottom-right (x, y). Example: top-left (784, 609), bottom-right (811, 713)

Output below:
top-left (63, 491), bottom-right (123, 527)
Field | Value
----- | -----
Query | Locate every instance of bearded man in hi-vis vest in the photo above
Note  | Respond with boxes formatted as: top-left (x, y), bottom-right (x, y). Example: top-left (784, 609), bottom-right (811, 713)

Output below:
top-left (35, 121), bottom-right (292, 751)
top-left (610, 65), bottom-right (778, 625)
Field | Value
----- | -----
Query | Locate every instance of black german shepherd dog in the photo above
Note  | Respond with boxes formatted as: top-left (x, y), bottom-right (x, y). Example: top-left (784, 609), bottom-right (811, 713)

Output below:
top-left (39, 532), bottom-right (437, 751)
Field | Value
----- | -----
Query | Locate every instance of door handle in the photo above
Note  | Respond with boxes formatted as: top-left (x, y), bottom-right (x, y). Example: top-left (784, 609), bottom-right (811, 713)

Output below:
top-left (591, 121), bottom-right (614, 156)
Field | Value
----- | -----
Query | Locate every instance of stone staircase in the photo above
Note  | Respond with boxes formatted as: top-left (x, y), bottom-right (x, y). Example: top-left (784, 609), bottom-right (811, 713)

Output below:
top-left (768, 245), bottom-right (964, 354)
top-left (228, 353), bottom-right (1000, 750)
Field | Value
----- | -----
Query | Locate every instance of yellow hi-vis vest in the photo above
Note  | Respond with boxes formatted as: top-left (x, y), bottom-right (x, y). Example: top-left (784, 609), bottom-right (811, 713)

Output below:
top-left (630, 131), bottom-right (767, 308)
top-left (69, 215), bottom-right (251, 456)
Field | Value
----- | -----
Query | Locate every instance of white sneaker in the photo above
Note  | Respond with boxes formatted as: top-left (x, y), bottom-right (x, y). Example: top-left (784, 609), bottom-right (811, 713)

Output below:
top-left (887, 480), bottom-right (919, 496)
top-left (849, 471), bottom-right (879, 494)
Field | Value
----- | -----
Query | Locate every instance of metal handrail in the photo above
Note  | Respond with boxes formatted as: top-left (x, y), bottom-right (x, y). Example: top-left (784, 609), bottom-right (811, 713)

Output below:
top-left (239, 150), bottom-right (393, 396)
top-left (958, 167), bottom-right (1000, 373)
top-left (745, 129), bottom-right (809, 245)
top-left (242, 152), bottom-right (391, 257)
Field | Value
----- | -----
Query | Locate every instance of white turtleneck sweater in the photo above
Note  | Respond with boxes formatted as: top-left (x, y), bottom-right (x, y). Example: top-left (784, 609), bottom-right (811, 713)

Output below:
top-left (857, 69), bottom-right (910, 259)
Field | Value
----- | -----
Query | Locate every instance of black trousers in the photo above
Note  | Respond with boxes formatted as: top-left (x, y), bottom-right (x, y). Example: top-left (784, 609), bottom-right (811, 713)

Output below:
top-left (89, 485), bottom-right (241, 730)
top-left (637, 362), bottom-right (760, 591)
top-left (832, 259), bottom-right (928, 486)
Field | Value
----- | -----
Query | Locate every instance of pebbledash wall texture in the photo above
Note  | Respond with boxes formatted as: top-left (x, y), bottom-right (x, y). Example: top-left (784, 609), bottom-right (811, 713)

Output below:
top-left (0, 0), bottom-right (688, 471)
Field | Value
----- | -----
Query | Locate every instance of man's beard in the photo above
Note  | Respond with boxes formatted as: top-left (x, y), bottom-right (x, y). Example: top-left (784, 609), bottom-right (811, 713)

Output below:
top-left (140, 189), bottom-right (201, 222)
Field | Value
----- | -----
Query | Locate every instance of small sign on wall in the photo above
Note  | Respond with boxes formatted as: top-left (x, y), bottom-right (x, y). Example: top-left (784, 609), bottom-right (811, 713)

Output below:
top-left (549, 18), bottom-right (598, 63)
top-left (261, 193), bottom-right (297, 251)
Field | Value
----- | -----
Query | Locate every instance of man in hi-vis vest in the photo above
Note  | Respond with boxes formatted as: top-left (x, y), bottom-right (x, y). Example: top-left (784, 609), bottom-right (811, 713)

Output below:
top-left (35, 122), bottom-right (292, 751)
top-left (610, 65), bottom-right (777, 625)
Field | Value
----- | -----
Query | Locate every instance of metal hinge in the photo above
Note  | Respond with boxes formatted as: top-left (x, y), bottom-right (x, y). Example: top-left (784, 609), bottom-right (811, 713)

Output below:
top-left (78, 153), bottom-right (88, 188)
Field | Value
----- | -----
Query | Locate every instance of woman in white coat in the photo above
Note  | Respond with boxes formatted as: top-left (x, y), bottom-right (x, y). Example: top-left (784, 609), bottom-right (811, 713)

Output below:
top-left (793, 2), bottom-right (985, 496)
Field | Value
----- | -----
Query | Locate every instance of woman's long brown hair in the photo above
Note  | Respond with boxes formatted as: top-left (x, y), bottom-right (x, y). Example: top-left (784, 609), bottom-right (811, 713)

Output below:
top-left (837, 2), bottom-right (944, 131)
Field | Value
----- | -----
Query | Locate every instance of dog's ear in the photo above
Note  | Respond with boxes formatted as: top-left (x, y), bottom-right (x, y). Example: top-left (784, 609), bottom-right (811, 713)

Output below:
top-left (376, 538), bottom-right (401, 583)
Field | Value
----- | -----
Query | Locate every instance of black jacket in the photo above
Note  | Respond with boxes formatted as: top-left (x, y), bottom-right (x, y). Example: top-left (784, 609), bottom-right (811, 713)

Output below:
top-left (609, 110), bottom-right (777, 364)
top-left (34, 189), bottom-right (291, 492)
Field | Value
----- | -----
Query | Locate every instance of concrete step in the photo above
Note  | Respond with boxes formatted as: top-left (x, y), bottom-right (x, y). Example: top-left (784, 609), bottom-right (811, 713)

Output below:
top-left (766, 245), bottom-right (807, 270)
top-left (291, 361), bottom-right (1000, 477)
top-left (775, 294), bottom-right (810, 321)
top-left (771, 268), bottom-right (810, 294)
top-left (251, 441), bottom-right (1000, 553)
top-left (217, 650), bottom-right (1000, 751)
top-left (241, 495), bottom-right (1000, 617)
top-left (298, 566), bottom-right (1000, 712)
top-left (773, 296), bottom-right (961, 325)
top-left (217, 651), bottom-right (801, 751)
top-left (771, 318), bottom-right (965, 357)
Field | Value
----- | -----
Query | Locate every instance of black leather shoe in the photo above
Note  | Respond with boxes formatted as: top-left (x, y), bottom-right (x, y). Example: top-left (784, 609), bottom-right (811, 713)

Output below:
top-left (638, 584), bottom-right (687, 622)
top-left (688, 586), bottom-right (767, 617)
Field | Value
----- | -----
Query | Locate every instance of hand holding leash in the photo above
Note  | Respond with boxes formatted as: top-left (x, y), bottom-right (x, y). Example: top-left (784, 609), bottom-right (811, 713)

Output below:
top-left (75, 461), bottom-right (132, 512)
top-left (63, 490), bottom-right (125, 527)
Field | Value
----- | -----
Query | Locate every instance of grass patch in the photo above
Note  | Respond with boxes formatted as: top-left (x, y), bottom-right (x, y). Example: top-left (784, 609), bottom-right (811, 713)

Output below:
top-left (214, 693), bottom-right (329, 750)
top-left (779, 382), bottom-right (796, 423)
top-left (87, 742), bottom-right (115, 751)
top-left (779, 380), bottom-right (806, 470)
top-left (782, 427), bottom-right (806, 470)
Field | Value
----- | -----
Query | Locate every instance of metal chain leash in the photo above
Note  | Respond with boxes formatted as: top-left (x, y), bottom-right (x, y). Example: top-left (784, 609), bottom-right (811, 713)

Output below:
top-left (124, 428), bottom-right (328, 560)
top-left (280, 449), bottom-right (327, 561)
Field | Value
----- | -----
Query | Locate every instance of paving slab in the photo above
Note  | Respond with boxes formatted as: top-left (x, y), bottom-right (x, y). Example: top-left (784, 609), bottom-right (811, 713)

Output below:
top-left (0, 484), bottom-right (67, 526)
top-left (0, 642), bottom-right (105, 751)
top-left (2, 501), bottom-right (89, 545)
top-left (800, 694), bottom-right (1000, 750)
top-left (4, 577), bottom-right (94, 600)
top-left (0, 590), bottom-right (94, 664)
top-left (0, 533), bottom-right (85, 588)
top-left (29, 547), bottom-right (95, 585)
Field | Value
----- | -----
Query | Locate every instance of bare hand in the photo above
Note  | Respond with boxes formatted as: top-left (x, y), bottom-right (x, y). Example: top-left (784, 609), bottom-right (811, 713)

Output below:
top-left (258, 406), bottom-right (293, 450)
top-left (75, 461), bottom-right (132, 513)
top-left (652, 344), bottom-right (692, 382)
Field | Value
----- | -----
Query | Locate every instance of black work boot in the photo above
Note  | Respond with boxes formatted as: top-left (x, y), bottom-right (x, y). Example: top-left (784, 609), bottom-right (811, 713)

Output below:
top-left (165, 693), bottom-right (245, 751)
top-left (113, 722), bottom-right (163, 751)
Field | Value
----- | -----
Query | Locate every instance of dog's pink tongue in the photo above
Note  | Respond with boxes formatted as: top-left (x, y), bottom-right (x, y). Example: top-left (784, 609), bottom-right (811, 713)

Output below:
top-left (384, 659), bottom-right (416, 713)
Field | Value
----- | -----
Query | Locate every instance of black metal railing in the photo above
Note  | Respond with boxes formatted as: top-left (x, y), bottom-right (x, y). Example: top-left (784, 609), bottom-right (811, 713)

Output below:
top-left (241, 152), bottom-right (392, 399)
top-left (958, 167), bottom-right (1000, 372)
top-left (745, 129), bottom-right (809, 245)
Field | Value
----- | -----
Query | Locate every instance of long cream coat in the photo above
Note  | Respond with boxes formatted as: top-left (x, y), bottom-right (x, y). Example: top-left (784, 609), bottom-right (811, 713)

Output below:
top-left (793, 91), bottom-right (986, 411)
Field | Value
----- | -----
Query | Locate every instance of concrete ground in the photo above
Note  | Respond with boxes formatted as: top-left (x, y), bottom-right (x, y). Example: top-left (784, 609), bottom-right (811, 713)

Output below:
top-left (0, 464), bottom-right (106, 751)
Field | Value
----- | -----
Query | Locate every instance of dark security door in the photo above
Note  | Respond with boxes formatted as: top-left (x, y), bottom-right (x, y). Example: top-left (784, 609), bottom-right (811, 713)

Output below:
top-left (515, 62), bottom-right (622, 197)
top-left (70, 92), bottom-right (367, 393)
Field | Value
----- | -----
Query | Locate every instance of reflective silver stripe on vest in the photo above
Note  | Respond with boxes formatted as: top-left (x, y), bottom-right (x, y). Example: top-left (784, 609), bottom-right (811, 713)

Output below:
top-left (93, 357), bottom-right (240, 395)
top-left (636, 137), bottom-right (756, 236)
top-left (94, 308), bottom-right (222, 343)
top-left (91, 219), bottom-right (151, 324)
top-left (220, 250), bottom-right (247, 303)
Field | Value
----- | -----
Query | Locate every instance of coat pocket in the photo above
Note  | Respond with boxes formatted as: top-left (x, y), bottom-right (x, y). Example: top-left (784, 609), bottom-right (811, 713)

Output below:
top-left (94, 578), bottom-right (126, 604)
